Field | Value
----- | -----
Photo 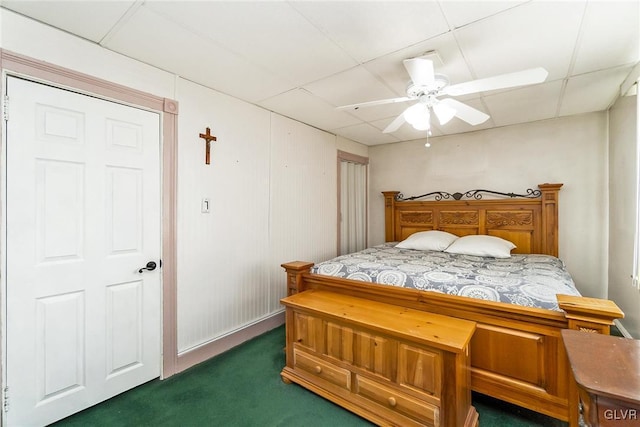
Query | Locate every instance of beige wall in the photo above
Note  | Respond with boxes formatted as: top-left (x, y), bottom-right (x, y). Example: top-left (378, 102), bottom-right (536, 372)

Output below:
top-left (369, 113), bottom-right (609, 299)
top-left (337, 136), bottom-right (369, 158)
top-left (608, 94), bottom-right (639, 338)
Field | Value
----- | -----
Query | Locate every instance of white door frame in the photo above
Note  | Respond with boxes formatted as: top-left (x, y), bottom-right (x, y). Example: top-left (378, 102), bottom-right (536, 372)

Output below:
top-left (0, 50), bottom-right (180, 408)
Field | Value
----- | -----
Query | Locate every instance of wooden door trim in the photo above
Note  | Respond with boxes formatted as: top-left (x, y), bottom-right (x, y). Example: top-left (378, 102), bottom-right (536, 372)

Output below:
top-left (0, 48), bottom-right (179, 379)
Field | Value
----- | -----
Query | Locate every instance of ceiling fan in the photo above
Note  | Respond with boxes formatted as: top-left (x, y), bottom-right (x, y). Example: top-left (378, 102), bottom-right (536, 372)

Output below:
top-left (337, 57), bottom-right (549, 133)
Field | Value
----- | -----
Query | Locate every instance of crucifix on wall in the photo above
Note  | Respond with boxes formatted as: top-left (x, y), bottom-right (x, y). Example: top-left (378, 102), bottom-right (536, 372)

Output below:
top-left (198, 127), bottom-right (217, 165)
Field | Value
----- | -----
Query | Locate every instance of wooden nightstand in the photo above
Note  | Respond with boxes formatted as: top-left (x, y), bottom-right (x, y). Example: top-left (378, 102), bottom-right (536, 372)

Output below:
top-left (562, 329), bottom-right (640, 427)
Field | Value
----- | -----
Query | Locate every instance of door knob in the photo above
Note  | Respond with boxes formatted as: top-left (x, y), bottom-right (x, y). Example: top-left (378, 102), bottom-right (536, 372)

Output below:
top-left (138, 261), bottom-right (157, 273)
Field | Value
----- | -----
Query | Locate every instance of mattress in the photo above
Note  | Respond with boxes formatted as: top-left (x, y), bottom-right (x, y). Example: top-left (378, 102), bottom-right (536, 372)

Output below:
top-left (312, 243), bottom-right (580, 311)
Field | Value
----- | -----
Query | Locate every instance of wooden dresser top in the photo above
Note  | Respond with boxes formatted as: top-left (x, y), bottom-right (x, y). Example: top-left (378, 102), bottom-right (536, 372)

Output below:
top-left (281, 289), bottom-right (476, 353)
top-left (562, 329), bottom-right (640, 406)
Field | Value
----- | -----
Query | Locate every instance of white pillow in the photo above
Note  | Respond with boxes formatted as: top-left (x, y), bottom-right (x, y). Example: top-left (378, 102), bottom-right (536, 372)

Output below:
top-left (444, 235), bottom-right (516, 258)
top-left (395, 230), bottom-right (459, 251)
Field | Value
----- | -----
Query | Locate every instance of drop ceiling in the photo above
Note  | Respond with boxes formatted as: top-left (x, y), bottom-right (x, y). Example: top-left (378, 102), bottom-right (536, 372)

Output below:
top-left (1, 0), bottom-right (638, 146)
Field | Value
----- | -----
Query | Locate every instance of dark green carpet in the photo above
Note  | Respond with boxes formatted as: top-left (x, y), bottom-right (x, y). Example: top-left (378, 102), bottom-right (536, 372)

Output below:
top-left (52, 325), bottom-right (567, 426)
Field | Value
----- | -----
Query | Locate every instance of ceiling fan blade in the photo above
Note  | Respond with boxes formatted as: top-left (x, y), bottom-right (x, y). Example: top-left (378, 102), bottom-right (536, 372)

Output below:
top-left (382, 112), bottom-right (407, 133)
top-left (336, 96), bottom-right (411, 111)
top-left (439, 98), bottom-right (490, 126)
top-left (403, 58), bottom-right (435, 86)
top-left (444, 67), bottom-right (548, 96)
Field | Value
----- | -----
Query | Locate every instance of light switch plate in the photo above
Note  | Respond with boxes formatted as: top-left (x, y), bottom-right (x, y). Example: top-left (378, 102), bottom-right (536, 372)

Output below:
top-left (201, 198), bottom-right (210, 213)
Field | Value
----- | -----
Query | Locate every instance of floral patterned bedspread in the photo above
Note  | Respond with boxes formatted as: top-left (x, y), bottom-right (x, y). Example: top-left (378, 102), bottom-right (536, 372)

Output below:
top-left (311, 243), bottom-right (580, 311)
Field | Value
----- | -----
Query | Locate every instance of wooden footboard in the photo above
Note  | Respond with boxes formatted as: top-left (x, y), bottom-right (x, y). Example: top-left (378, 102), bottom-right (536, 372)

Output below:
top-left (281, 262), bottom-right (624, 424)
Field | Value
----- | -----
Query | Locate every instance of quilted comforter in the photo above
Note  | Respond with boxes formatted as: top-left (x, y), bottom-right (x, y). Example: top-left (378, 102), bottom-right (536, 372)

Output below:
top-left (312, 243), bottom-right (580, 311)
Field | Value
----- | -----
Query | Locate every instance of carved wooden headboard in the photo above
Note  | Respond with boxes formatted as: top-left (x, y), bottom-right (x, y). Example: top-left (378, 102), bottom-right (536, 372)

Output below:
top-left (382, 183), bottom-right (562, 256)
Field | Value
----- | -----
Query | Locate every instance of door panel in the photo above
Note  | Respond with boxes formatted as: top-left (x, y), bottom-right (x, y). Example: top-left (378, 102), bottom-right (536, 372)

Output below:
top-left (37, 159), bottom-right (85, 261)
top-left (5, 76), bottom-right (161, 426)
top-left (106, 166), bottom-right (143, 254)
top-left (36, 291), bottom-right (85, 402)
top-left (106, 280), bottom-right (144, 377)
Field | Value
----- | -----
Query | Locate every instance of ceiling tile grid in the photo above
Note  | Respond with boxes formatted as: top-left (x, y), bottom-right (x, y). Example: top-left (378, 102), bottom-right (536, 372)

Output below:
top-left (2, 0), bottom-right (638, 146)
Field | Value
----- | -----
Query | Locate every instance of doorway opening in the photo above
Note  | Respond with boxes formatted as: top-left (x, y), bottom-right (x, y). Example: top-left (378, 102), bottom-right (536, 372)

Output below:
top-left (337, 151), bottom-right (368, 255)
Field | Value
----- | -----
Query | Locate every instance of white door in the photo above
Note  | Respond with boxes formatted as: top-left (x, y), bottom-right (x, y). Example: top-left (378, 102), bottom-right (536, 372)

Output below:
top-left (4, 76), bottom-right (161, 426)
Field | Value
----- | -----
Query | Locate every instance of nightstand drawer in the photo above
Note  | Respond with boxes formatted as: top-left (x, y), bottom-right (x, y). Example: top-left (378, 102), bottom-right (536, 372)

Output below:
top-left (294, 348), bottom-right (351, 391)
top-left (356, 375), bottom-right (439, 426)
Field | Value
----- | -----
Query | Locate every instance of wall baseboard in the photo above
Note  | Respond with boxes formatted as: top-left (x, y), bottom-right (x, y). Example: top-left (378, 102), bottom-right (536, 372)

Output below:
top-left (614, 319), bottom-right (634, 338)
top-left (174, 311), bottom-right (285, 375)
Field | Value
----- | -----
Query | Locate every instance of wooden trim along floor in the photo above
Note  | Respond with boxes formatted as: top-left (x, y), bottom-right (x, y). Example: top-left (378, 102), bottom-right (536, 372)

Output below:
top-left (177, 312), bottom-right (285, 372)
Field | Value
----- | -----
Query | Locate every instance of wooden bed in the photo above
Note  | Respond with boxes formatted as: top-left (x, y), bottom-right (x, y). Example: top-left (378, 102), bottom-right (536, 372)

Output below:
top-left (282, 183), bottom-right (624, 425)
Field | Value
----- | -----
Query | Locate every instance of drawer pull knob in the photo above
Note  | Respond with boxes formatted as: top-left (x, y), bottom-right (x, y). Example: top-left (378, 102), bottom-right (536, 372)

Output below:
top-left (314, 365), bottom-right (322, 374)
top-left (388, 397), bottom-right (397, 407)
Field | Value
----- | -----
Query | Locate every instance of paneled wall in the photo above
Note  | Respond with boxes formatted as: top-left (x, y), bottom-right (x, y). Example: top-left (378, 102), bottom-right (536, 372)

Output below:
top-left (175, 83), bottom-right (339, 353)
top-left (175, 79), bottom-right (273, 352)
top-left (369, 113), bottom-right (609, 299)
top-left (269, 115), bottom-right (338, 312)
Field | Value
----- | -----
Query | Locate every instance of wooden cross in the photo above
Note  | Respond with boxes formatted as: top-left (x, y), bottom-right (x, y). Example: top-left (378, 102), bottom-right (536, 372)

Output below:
top-left (198, 127), bottom-right (217, 165)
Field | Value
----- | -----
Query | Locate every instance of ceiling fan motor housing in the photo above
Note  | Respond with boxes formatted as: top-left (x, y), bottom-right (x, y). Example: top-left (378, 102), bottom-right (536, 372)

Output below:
top-left (406, 73), bottom-right (450, 98)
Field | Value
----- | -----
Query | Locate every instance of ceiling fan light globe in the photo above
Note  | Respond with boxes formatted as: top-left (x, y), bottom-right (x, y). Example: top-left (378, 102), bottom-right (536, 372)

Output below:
top-left (433, 102), bottom-right (456, 125)
top-left (404, 103), bottom-right (429, 125)
top-left (412, 120), bottom-right (431, 131)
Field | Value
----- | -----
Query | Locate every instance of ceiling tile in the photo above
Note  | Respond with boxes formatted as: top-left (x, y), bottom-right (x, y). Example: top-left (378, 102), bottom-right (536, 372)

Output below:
top-left (572, 0), bottom-right (640, 75)
top-left (454, 1), bottom-right (586, 81)
top-left (259, 88), bottom-right (361, 131)
top-left (560, 65), bottom-right (635, 116)
top-left (343, 102), bottom-right (411, 125)
top-left (303, 65), bottom-right (409, 122)
top-left (333, 123), bottom-right (400, 146)
top-left (145, 1), bottom-right (357, 87)
top-left (483, 80), bottom-right (563, 127)
top-left (1, 0), bottom-right (135, 42)
top-left (333, 122), bottom-right (400, 146)
top-left (291, 1), bottom-right (449, 63)
top-left (439, 0), bottom-right (529, 29)
top-left (303, 65), bottom-right (397, 107)
top-left (102, 6), bottom-right (291, 103)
